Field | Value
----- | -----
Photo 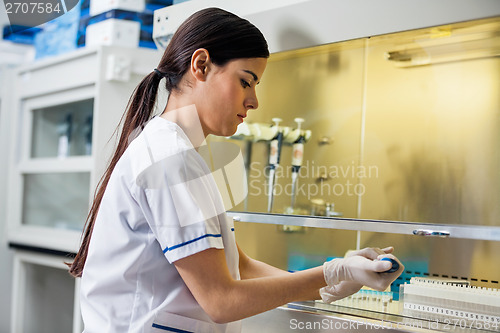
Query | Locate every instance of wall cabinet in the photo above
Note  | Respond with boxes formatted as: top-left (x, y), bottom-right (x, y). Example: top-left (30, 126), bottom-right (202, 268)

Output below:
top-left (6, 45), bottom-right (161, 332)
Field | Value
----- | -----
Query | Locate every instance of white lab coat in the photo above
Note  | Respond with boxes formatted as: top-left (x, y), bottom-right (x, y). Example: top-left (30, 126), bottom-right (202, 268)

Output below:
top-left (80, 117), bottom-right (241, 333)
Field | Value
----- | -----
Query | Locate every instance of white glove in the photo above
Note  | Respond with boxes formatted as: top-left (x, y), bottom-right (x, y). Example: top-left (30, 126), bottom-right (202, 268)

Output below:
top-left (345, 246), bottom-right (393, 259)
top-left (323, 250), bottom-right (403, 292)
top-left (320, 281), bottom-right (362, 303)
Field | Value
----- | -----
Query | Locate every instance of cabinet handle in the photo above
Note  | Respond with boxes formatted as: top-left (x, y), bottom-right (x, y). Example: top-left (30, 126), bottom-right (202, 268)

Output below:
top-left (413, 229), bottom-right (450, 237)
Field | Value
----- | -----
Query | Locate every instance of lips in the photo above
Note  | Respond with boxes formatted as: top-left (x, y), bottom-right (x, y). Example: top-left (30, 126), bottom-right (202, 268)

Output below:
top-left (237, 114), bottom-right (246, 122)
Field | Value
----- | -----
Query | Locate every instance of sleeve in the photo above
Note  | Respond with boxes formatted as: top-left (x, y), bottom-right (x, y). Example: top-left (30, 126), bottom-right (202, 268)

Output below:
top-left (138, 147), bottom-right (227, 263)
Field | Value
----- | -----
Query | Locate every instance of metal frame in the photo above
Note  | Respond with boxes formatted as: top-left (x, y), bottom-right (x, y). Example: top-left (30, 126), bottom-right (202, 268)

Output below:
top-left (227, 211), bottom-right (500, 241)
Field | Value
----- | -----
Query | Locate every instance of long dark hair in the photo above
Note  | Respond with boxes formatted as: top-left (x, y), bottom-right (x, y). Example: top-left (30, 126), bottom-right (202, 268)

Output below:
top-left (68, 7), bottom-right (269, 277)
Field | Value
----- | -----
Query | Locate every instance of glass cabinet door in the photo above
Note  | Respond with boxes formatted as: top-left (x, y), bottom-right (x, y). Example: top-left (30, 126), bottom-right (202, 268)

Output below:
top-left (22, 172), bottom-right (90, 230)
top-left (30, 98), bottom-right (93, 158)
top-left (12, 252), bottom-right (81, 333)
top-left (23, 262), bottom-right (75, 332)
top-left (17, 87), bottom-right (95, 231)
top-left (218, 38), bottom-right (367, 217)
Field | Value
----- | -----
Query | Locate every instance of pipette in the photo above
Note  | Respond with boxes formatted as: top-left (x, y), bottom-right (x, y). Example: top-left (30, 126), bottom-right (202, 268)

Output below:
top-left (380, 257), bottom-right (400, 273)
top-left (230, 122), bottom-right (279, 212)
top-left (267, 118), bottom-right (284, 213)
top-left (290, 118), bottom-right (306, 210)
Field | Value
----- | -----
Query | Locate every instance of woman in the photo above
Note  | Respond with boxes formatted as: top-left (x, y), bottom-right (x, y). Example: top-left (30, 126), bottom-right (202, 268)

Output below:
top-left (69, 7), bottom-right (403, 333)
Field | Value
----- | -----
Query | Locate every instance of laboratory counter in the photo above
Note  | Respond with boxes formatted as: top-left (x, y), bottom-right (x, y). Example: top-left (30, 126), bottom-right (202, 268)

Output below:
top-left (241, 301), bottom-right (497, 333)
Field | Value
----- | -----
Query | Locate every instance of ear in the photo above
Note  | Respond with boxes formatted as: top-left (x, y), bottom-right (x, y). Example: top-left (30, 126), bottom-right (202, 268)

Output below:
top-left (190, 48), bottom-right (210, 82)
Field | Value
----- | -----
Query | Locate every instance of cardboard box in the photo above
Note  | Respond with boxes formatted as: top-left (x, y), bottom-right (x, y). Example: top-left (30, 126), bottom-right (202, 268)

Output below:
top-left (85, 18), bottom-right (140, 48)
top-left (90, 0), bottom-right (145, 16)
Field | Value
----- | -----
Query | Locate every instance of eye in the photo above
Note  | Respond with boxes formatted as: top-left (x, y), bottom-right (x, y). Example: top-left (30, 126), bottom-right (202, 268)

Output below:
top-left (240, 79), bottom-right (251, 88)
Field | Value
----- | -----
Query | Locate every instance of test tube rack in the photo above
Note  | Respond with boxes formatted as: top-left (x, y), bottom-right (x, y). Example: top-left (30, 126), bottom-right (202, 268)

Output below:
top-left (400, 277), bottom-right (500, 327)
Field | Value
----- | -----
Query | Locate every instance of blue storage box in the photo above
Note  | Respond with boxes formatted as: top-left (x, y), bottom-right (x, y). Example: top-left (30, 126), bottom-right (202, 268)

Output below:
top-left (2, 25), bottom-right (42, 45)
top-left (78, 3), bottom-right (165, 50)
top-left (34, 3), bottom-right (81, 59)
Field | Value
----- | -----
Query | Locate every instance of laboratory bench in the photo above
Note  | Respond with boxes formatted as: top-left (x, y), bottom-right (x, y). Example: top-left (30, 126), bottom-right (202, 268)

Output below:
top-left (242, 301), bottom-right (497, 333)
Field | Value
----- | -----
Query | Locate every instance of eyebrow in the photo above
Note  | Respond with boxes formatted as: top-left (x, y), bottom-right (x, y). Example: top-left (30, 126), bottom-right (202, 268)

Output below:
top-left (243, 70), bottom-right (258, 82)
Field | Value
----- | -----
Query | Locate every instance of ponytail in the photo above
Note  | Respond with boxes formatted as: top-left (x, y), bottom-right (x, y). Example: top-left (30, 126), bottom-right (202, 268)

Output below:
top-left (67, 71), bottom-right (162, 277)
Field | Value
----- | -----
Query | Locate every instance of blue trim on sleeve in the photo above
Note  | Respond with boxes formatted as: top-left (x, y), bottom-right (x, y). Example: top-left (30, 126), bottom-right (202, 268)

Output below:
top-left (162, 233), bottom-right (222, 253)
top-left (152, 323), bottom-right (193, 333)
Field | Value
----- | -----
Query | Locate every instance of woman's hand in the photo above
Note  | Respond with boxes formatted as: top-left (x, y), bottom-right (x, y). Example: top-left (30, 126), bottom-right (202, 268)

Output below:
top-left (320, 281), bottom-right (363, 303)
top-left (345, 246), bottom-right (394, 259)
top-left (321, 247), bottom-right (395, 302)
top-left (322, 247), bottom-right (404, 293)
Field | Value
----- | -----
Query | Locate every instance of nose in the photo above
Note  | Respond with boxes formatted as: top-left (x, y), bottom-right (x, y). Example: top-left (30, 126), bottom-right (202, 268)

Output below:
top-left (245, 90), bottom-right (259, 110)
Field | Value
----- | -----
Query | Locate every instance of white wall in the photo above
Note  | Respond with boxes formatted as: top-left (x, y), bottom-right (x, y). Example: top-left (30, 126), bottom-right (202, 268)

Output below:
top-left (0, 66), bottom-right (14, 333)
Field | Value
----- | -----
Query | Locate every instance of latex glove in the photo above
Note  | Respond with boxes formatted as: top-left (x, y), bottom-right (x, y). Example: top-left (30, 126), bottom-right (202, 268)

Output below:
top-left (345, 246), bottom-right (393, 259)
top-left (320, 281), bottom-right (362, 303)
top-left (323, 253), bottom-right (404, 291)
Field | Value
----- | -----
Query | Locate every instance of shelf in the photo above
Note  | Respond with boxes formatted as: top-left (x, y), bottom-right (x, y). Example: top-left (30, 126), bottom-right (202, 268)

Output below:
top-left (8, 226), bottom-right (82, 254)
top-left (227, 211), bottom-right (500, 241)
top-left (18, 156), bottom-right (93, 174)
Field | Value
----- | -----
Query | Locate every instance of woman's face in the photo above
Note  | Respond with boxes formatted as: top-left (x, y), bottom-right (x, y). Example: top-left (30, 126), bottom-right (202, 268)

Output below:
top-left (196, 57), bottom-right (267, 137)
